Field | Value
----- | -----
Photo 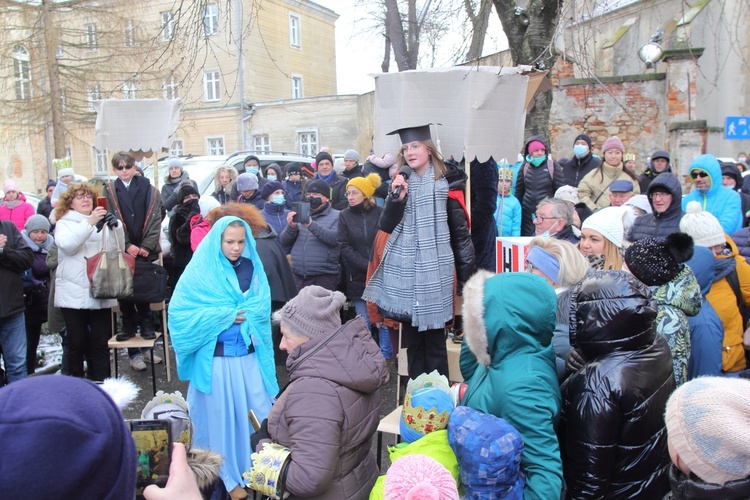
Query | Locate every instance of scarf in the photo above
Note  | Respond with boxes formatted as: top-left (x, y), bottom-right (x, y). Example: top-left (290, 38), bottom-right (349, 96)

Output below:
top-left (3, 199), bottom-right (22, 210)
top-left (168, 216), bottom-right (278, 397)
top-left (363, 165), bottom-right (454, 331)
top-left (713, 254), bottom-right (736, 283)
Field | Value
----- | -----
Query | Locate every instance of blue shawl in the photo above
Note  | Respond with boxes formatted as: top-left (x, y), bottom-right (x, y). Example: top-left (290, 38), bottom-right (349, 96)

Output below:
top-left (169, 216), bottom-right (279, 397)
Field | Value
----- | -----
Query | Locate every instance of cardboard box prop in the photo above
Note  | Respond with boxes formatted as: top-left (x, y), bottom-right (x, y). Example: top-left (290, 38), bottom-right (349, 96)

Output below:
top-left (496, 237), bottom-right (533, 273)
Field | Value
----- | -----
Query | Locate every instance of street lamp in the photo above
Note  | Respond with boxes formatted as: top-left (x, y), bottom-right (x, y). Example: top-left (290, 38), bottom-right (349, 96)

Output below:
top-left (638, 28), bottom-right (664, 68)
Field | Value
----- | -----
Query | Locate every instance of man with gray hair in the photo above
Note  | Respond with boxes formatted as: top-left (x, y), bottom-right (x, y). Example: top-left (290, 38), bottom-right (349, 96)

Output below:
top-left (534, 198), bottom-right (579, 244)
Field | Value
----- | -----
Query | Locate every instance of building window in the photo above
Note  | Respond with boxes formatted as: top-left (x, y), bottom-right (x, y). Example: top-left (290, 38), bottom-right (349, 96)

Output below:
top-left (60, 88), bottom-right (66, 114)
top-left (161, 11), bottom-right (174, 41)
top-left (203, 70), bottom-right (220, 101)
top-left (297, 130), bottom-right (317, 156)
top-left (253, 134), bottom-right (271, 152)
top-left (56, 42), bottom-right (64, 58)
top-left (204, 5), bottom-right (218, 36)
top-left (291, 75), bottom-right (303, 99)
top-left (206, 136), bottom-right (224, 155)
top-left (123, 80), bottom-right (137, 99)
top-left (163, 75), bottom-right (178, 99)
top-left (87, 83), bottom-right (101, 111)
top-left (123, 19), bottom-right (135, 47)
top-left (289, 13), bottom-right (301, 47)
top-left (170, 140), bottom-right (184, 156)
top-left (13, 46), bottom-right (31, 101)
top-left (85, 23), bottom-right (97, 50)
top-left (91, 146), bottom-right (109, 175)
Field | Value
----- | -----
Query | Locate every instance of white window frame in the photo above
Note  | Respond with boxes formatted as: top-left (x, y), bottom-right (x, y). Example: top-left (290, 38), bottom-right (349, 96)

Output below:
top-left (163, 75), bottom-right (178, 99)
top-left (206, 136), bottom-right (225, 155)
top-left (170, 140), bottom-right (184, 156)
top-left (87, 83), bottom-right (101, 112)
top-left (123, 80), bottom-right (137, 99)
top-left (204, 5), bottom-right (218, 36)
top-left (85, 23), bottom-right (97, 50)
top-left (289, 13), bottom-right (301, 48)
top-left (291, 74), bottom-right (303, 99)
top-left (161, 11), bottom-right (174, 42)
top-left (253, 134), bottom-right (271, 152)
top-left (13, 46), bottom-right (31, 101)
top-left (123, 19), bottom-right (135, 47)
top-left (91, 146), bottom-right (109, 176)
top-left (203, 70), bottom-right (220, 102)
top-left (297, 129), bottom-right (318, 156)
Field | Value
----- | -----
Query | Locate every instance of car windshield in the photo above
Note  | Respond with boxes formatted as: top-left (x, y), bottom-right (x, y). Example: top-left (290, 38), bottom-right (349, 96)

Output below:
top-left (142, 156), bottom-right (229, 195)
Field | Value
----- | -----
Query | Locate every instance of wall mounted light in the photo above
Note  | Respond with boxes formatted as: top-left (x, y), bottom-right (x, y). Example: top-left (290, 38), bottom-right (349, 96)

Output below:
top-left (514, 6), bottom-right (530, 26)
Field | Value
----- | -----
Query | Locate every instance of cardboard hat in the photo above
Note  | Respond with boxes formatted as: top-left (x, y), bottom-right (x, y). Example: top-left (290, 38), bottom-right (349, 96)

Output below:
top-left (387, 123), bottom-right (439, 144)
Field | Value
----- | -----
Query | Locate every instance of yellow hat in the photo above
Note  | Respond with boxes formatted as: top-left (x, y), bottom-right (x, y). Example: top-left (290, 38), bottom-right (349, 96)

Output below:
top-left (498, 168), bottom-right (513, 181)
top-left (346, 173), bottom-right (382, 199)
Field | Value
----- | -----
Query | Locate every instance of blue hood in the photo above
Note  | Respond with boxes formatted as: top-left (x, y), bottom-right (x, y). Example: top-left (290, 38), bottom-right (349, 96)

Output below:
top-left (685, 245), bottom-right (716, 296)
top-left (688, 154), bottom-right (722, 194)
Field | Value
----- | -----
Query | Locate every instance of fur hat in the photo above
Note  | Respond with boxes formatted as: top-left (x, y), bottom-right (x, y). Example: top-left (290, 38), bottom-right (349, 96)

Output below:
top-left (305, 179), bottom-right (331, 199)
top-left (177, 181), bottom-right (199, 202)
top-left (0, 376), bottom-right (136, 499)
top-left (24, 214), bottom-right (50, 233)
top-left (581, 206), bottom-right (636, 248)
top-left (273, 285), bottom-right (346, 340)
top-left (237, 172), bottom-right (258, 192)
top-left (665, 377), bottom-right (750, 485)
top-left (384, 455), bottom-right (459, 500)
top-left (343, 149), bottom-right (360, 163)
top-left (400, 371), bottom-right (454, 444)
top-left (679, 201), bottom-right (726, 248)
top-left (259, 181), bottom-right (283, 201)
top-left (315, 151), bottom-right (334, 167)
top-left (3, 179), bottom-right (18, 193)
top-left (199, 195), bottom-right (220, 217)
top-left (602, 136), bottom-right (625, 154)
top-left (624, 233), bottom-right (694, 286)
top-left (347, 173), bottom-right (381, 199)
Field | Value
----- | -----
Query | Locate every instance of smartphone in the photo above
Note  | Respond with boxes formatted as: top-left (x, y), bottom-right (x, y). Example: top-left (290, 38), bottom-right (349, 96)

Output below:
top-left (97, 197), bottom-right (107, 210)
top-left (130, 419), bottom-right (172, 499)
top-left (291, 201), bottom-right (310, 224)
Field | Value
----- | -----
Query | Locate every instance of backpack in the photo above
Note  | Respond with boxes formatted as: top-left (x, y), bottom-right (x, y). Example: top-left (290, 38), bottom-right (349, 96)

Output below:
top-left (523, 157), bottom-right (555, 181)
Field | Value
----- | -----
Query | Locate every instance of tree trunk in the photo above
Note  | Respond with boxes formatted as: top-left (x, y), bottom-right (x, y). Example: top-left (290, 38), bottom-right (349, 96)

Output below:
top-left (40, 1), bottom-right (66, 159)
top-left (465, 0), bottom-right (493, 61)
top-left (381, 26), bottom-right (391, 73)
top-left (384, 0), bottom-right (415, 71)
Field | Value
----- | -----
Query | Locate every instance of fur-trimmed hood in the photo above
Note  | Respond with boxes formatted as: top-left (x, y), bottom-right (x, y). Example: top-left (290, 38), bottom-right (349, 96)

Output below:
top-left (462, 270), bottom-right (557, 367)
top-left (206, 201), bottom-right (271, 238)
top-left (212, 165), bottom-right (238, 195)
top-left (187, 448), bottom-right (223, 492)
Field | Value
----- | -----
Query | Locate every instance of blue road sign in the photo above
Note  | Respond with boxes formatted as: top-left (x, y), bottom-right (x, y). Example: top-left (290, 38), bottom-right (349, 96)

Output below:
top-left (725, 116), bottom-right (750, 140)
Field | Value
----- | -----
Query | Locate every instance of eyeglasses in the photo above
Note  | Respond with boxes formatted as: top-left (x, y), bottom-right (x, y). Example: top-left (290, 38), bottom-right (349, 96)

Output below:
top-left (114, 164), bottom-right (134, 171)
top-left (650, 192), bottom-right (671, 200)
top-left (401, 144), bottom-right (424, 153)
top-left (74, 193), bottom-right (93, 201)
top-left (690, 171), bottom-right (709, 179)
top-left (532, 214), bottom-right (557, 222)
top-left (525, 261), bottom-right (536, 273)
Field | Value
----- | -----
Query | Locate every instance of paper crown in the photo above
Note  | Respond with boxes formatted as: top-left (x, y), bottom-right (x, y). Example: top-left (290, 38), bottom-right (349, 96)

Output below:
top-left (245, 442), bottom-right (291, 499)
top-left (53, 157), bottom-right (72, 170)
top-left (400, 371), bottom-right (454, 442)
top-left (623, 153), bottom-right (636, 162)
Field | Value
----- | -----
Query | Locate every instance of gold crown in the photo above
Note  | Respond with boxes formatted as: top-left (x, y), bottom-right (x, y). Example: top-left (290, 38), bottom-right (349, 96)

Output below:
top-left (244, 442), bottom-right (291, 499)
top-left (402, 392), bottom-right (452, 435)
top-left (623, 153), bottom-right (636, 162)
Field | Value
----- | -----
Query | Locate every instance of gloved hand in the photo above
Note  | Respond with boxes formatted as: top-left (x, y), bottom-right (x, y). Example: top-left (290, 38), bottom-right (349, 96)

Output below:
top-left (95, 213), bottom-right (118, 232)
top-left (250, 418), bottom-right (270, 452)
top-left (565, 347), bottom-right (586, 373)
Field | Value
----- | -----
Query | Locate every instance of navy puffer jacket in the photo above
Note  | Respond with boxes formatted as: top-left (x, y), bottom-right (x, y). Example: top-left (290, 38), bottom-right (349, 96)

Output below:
top-left (630, 172), bottom-right (684, 241)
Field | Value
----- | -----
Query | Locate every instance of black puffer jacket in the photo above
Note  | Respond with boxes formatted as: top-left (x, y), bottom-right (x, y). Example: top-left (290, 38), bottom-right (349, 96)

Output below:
top-left (630, 173), bottom-right (684, 241)
top-left (337, 202), bottom-right (383, 300)
top-left (515, 135), bottom-right (565, 236)
top-left (559, 271), bottom-right (674, 499)
top-left (469, 158), bottom-right (498, 271)
top-left (669, 463), bottom-right (750, 499)
top-left (562, 152), bottom-right (601, 187)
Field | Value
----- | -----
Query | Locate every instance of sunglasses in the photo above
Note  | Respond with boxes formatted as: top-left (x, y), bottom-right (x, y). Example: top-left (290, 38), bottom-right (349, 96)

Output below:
top-left (690, 171), bottom-right (709, 179)
top-left (114, 164), bottom-right (135, 171)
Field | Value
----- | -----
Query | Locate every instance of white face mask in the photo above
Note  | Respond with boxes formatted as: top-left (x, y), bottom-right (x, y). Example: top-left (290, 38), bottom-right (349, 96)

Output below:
top-left (538, 219), bottom-right (561, 238)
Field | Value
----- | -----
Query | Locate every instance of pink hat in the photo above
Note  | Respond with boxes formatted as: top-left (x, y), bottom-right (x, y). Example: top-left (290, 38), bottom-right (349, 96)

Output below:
top-left (3, 179), bottom-right (18, 193)
top-left (384, 455), bottom-right (459, 500)
top-left (602, 136), bottom-right (625, 154)
top-left (528, 141), bottom-right (546, 154)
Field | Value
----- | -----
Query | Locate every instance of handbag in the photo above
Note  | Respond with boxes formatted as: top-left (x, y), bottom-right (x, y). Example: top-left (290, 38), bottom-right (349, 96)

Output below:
top-left (121, 260), bottom-right (168, 304)
top-left (86, 226), bottom-right (136, 299)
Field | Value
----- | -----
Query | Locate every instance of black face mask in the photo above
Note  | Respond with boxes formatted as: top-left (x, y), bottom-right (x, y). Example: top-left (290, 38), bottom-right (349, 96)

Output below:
top-left (305, 196), bottom-right (324, 210)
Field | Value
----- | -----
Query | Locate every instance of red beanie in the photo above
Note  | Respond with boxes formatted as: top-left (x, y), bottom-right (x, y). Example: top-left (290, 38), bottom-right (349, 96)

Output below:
top-left (528, 141), bottom-right (546, 154)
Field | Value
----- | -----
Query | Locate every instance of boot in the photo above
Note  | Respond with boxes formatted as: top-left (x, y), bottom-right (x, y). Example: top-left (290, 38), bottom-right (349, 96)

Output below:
top-left (116, 313), bottom-right (136, 341)
top-left (140, 311), bottom-right (156, 340)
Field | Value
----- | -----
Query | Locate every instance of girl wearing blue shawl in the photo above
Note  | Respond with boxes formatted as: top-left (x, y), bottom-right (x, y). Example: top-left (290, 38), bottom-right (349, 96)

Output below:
top-left (169, 216), bottom-right (278, 498)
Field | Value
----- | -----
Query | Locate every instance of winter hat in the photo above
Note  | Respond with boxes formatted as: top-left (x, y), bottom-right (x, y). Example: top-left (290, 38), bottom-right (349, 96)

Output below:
top-left (305, 179), bottom-right (331, 198)
top-left (24, 214), bottom-right (51, 233)
top-left (498, 168), bottom-right (514, 181)
top-left (665, 377), bottom-right (750, 485)
top-left (3, 179), bottom-right (18, 193)
top-left (679, 201), bottom-right (726, 248)
top-left (347, 173), bottom-right (381, 199)
top-left (274, 285), bottom-right (346, 340)
top-left (554, 185), bottom-right (579, 204)
top-left (177, 181), bottom-right (200, 202)
top-left (651, 149), bottom-right (670, 162)
top-left (527, 140), bottom-right (546, 154)
top-left (0, 376), bottom-right (136, 499)
top-left (624, 194), bottom-right (653, 214)
top-left (243, 155), bottom-right (260, 166)
top-left (57, 167), bottom-right (74, 179)
top-left (573, 133), bottom-right (592, 148)
top-left (602, 136), bottom-right (625, 154)
top-left (315, 151), bottom-right (334, 167)
top-left (720, 162), bottom-right (743, 189)
top-left (343, 149), bottom-right (360, 163)
top-left (199, 195), bottom-right (220, 217)
top-left (167, 157), bottom-right (183, 171)
top-left (384, 455), bottom-right (459, 500)
top-left (285, 162), bottom-right (303, 175)
top-left (625, 233), bottom-right (694, 286)
top-left (45, 179), bottom-right (57, 190)
top-left (610, 180), bottom-right (634, 193)
top-left (260, 181), bottom-right (283, 201)
top-left (581, 206), bottom-right (635, 248)
top-left (401, 371), bottom-right (454, 443)
top-left (237, 172), bottom-right (259, 192)
top-left (447, 406), bottom-right (525, 499)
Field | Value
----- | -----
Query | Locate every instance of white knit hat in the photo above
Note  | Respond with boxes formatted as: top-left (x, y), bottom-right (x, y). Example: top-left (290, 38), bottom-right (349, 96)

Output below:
top-left (624, 194), bottom-right (652, 214)
top-left (665, 377), bottom-right (750, 485)
top-left (554, 185), bottom-right (579, 204)
top-left (679, 201), bottom-right (726, 248)
top-left (581, 206), bottom-right (635, 248)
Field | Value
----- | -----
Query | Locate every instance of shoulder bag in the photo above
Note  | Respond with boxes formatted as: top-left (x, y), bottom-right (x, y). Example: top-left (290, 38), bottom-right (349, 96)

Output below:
top-left (86, 226), bottom-right (135, 299)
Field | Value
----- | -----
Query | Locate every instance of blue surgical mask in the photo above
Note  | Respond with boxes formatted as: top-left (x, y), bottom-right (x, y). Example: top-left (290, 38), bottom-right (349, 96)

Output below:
top-left (526, 154), bottom-right (547, 167)
top-left (266, 174), bottom-right (277, 182)
top-left (573, 144), bottom-right (589, 158)
top-left (247, 167), bottom-right (259, 175)
top-left (272, 194), bottom-right (285, 205)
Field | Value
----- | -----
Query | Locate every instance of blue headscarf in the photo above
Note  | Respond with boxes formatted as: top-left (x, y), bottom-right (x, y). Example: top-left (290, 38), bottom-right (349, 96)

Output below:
top-left (169, 216), bottom-right (278, 397)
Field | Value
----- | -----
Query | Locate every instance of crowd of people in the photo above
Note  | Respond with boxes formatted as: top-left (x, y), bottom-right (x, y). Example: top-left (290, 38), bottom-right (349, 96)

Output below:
top-left (1, 131), bottom-right (750, 499)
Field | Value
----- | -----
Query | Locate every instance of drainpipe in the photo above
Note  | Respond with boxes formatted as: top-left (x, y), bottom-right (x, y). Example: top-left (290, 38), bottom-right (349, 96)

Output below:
top-left (237, 0), bottom-right (245, 150)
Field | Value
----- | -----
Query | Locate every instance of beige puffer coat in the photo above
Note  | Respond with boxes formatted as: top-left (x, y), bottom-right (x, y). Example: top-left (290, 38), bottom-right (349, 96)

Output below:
top-left (578, 162), bottom-right (641, 211)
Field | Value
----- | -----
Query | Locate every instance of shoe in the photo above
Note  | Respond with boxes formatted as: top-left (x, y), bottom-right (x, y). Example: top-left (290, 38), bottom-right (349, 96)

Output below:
top-left (140, 315), bottom-right (156, 340)
top-left (143, 351), bottom-right (163, 364)
top-left (116, 315), bottom-right (136, 341)
top-left (129, 354), bottom-right (147, 372)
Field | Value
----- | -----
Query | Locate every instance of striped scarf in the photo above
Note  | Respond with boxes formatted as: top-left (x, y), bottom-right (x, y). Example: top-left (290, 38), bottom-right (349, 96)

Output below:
top-left (363, 165), bottom-right (454, 331)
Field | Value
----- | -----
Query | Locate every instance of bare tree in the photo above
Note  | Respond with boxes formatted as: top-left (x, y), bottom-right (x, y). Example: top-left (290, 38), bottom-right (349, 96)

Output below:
top-left (464, 0), bottom-right (493, 61)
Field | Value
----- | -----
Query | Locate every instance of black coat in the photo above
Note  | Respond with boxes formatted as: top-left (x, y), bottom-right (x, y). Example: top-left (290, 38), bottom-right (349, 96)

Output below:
top-left (306, 174), bottom-right (349, 211)
top-left (515, 135), bottom-right (565, 236)
top-left (36, 196), bottom-right (53, 219)
top-left (469, 158), bottom-right (498, 271)
top-left (559, 271), bottom-right (674, 499)
top-left (337, 202), bottom-right (382, 300)
top-left (0, 221), bottom-right (34, 318)
top-left (255, 226), bottom-right (297, 304)
top-left (669, 464), bottom-right (750, 500)
top-left (639, 164), bottom-right (673, 193)
top-left (562, 153), bottom-right (601, 187)
top-left (169, 199), bottom-right (199, 268)
top-left (630, 173), bottom-right (684, 242)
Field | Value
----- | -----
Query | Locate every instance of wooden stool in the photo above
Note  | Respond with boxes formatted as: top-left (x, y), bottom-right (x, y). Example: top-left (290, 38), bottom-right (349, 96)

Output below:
top-left (108, 332), bottom-right (164, 395)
